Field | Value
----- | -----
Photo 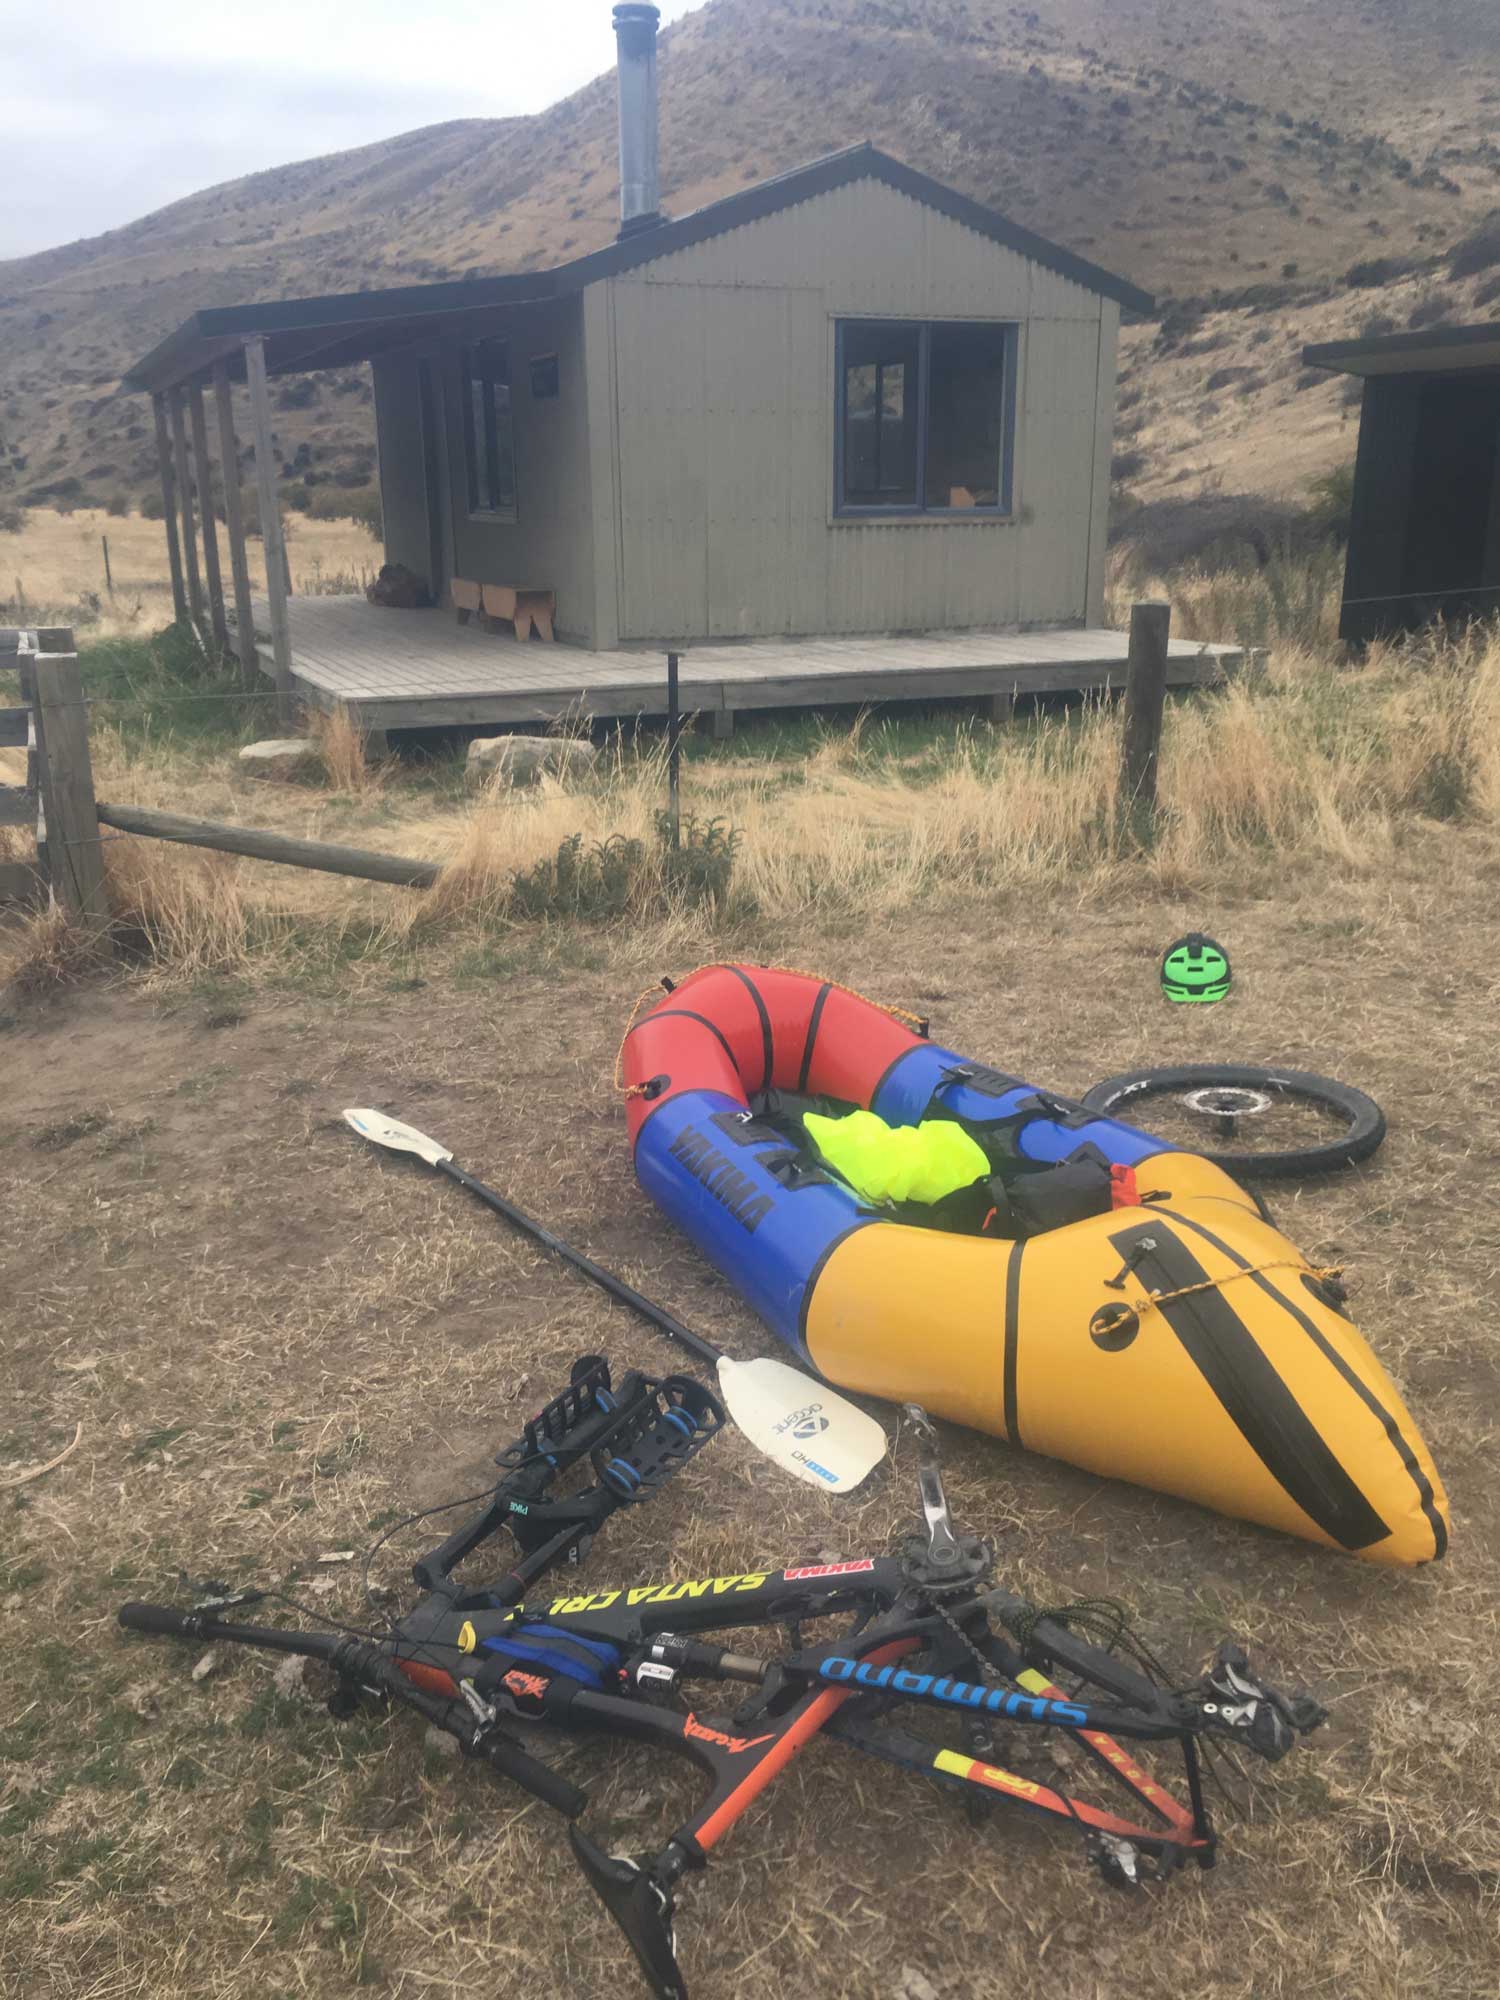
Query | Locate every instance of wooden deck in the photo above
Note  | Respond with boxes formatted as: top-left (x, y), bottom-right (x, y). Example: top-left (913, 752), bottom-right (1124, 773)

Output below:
top-left (247, 596), bottom-right (1237, 733)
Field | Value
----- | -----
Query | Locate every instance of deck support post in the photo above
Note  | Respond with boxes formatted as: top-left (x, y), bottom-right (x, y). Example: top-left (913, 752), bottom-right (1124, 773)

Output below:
top-left (709, 708), bottom-right (734, 740)
top-left (151, 393), bottom-right (188, 623)
top-left (213, 361), bottom-right (261, 690)
top-left (1118, 600), bottom-right (1171, 847)
top-left (187, 379), bottom-right (229, 655)
top-left (984, 686), bottom-right (1016, 726)
top-left (169, 386), bottom-right (205, 632)
top-left (243, 335), bottom-right (296, 727)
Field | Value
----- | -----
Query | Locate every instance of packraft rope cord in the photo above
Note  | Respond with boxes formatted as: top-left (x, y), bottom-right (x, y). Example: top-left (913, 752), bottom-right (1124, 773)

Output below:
top-left (615, 964), bottom-right (928, 1098)
top-left (1129, 1261), bottom-right (1344, 1318)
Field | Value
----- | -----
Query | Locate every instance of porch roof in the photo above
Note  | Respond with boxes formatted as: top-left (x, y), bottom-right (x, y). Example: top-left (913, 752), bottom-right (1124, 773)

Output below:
top-left (121, 143), bottom-right (1154, 395)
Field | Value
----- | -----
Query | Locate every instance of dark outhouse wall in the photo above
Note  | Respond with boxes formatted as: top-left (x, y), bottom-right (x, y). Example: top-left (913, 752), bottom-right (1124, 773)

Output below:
top-left (1343, 370), bottom-right (1500, 643)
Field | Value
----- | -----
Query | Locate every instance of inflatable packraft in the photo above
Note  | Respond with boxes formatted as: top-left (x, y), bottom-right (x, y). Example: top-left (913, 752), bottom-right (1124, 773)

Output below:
top-left (622, 966), bottom-right (1448, 1565)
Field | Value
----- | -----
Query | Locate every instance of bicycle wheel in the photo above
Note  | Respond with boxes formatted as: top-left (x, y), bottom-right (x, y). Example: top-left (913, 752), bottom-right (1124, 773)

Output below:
top-left (1079, 1064), bottom-right (1386, 1179)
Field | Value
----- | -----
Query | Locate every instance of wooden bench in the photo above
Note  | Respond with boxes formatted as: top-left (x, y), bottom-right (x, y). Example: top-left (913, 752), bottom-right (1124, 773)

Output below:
top-left (451, 577), bottom-right (555, 642)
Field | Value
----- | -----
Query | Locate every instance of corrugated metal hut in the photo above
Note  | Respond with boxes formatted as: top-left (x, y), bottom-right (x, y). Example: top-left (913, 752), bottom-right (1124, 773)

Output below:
top-left (123, 6), bottom-right (1151, 663)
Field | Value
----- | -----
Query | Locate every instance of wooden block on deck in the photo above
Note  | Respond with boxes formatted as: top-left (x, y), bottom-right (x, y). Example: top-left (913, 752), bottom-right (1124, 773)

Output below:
top-left (481, 584), bottom-right (556, 643)
top-left (451, 577), bottom-right (482, 624)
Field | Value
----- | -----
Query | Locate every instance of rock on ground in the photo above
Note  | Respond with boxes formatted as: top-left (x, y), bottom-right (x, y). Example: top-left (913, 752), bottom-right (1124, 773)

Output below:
top-left (239, 738), bottom-right (321, 782)
top-left (466, 733), bottom-right (597, 788)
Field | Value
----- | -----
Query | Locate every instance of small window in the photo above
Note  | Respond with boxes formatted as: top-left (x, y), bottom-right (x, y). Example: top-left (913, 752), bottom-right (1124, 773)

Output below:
top-left (836, 319), bottom-right (1014, 515)
top-left (461, 339), bottom-right (516, 516)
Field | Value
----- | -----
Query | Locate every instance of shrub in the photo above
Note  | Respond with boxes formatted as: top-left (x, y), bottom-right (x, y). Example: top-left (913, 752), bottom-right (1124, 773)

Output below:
top-left (0, 503), bottom-right (24, 534)
top-left (1205, 365), bottom-right (1264, 393)
top-left (1344, 256), bottom-right (1411, 289)
top-left (104, 493), bottom-right (131, 517)
top-left (307, 486), bottom-right (382, 538)
top-left (276, 378), bottom-right (319, 411)
top-left (1111, 445), bottom-right (1147, 485)
top-left (656, 813), bottom-right (740, 908)
top-left (1448, 210), bottom-right (1500, 280)
top-left (1305, 462), bottom-right (1355, 541)
top-left (1407, 295), bottom-right (1453, 330)
top-left (140, 489), bottom-right (166, 521)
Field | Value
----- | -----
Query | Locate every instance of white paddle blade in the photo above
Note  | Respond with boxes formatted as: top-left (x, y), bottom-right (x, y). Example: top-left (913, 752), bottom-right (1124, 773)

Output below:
top-left (714, 1356), bottom-right (887, 1494)
top-left (343, 1108), bottom-right (454, 1169)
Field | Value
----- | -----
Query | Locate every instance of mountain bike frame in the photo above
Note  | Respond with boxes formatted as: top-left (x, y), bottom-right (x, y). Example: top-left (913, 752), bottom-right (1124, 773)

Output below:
top-left (119, 1356), bottom-right (1323, 2000)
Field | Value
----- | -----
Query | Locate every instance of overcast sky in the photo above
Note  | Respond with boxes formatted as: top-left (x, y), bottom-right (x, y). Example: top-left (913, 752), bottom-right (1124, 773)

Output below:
top-left (2, 0), bottom-right (701, 260)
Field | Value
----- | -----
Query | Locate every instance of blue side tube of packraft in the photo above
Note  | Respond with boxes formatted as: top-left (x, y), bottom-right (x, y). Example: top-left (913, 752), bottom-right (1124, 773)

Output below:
top-left (873, 1046), bottom-right (1174, 1168)
top-left (634, 1089), bottom-right (866, 1362)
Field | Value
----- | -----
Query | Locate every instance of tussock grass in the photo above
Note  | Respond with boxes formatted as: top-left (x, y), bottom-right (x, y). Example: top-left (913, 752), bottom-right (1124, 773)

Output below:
top-left (5, 607), bottom-right (1500, 995)
top-left (309, 702), bottom-right (383, 796)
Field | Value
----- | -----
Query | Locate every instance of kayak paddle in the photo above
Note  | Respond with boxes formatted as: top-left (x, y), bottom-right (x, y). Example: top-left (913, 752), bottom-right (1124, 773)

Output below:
top-left (342, 1109), bottom-right (887, 1494)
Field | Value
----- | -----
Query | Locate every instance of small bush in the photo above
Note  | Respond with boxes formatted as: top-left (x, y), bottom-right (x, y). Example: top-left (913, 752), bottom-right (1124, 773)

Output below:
top-left (0, 503), bottom-right (24, 534)
top-left (510, 832), bottom-right (646, 920)
top-left (276, 378), bottom-right (319, 411)
top-left (656, 813), bottom-right (740, 908)
top-left (1205, 365), bottom-right (1263, 394)
top-left (140, 490), bottom-right (166, 521)
top-left (1344, 256), bottom-right (1411, 289)
top-left (104, 492), bottom-right (131, 517)
top-left (1305, 462), bottom-right (1355, 541)
top-left (1111, 445), bottom-right (1147, 485)
top-left (1448, 210), bottom-right (1500, 280)
top-left (1407, 295), bottom-right (1453, 330)
top-left (306, 486), bottom-right (382, 538)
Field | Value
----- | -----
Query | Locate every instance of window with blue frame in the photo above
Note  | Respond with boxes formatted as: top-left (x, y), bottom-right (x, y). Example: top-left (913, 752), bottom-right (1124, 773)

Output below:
top-left (836, 319), bottom-right (1015, 516)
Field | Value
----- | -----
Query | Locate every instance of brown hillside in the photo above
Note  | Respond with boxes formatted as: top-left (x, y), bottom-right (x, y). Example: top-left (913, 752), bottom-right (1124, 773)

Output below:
top-left (3, 0), bottom-right (1498, 519)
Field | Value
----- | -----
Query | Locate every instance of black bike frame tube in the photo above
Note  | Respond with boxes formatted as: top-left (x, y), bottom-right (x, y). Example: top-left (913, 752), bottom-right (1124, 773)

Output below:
top-left (438, 1159), bottom-right (724, 1370)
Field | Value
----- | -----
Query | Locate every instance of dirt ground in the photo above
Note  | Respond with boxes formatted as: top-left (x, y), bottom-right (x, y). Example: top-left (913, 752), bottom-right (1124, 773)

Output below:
top-left (3, 852), bottom-right (1499, 1999)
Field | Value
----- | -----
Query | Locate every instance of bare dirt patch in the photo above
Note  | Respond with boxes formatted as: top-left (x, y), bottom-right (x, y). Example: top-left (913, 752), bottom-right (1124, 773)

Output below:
top-left (3, 847), bottom-right (1498, 1998)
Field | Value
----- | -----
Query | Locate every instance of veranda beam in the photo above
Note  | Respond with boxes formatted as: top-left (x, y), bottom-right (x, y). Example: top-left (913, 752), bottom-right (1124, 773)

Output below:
top-left (243, 335), bottom-right (295, 726)
top-left (168, 386), bottom-right (205, 630)
top-left (213, 362), bottom-right (261, 689)
top-left (151, 394), bottom-right (188, 622)
top-left (188, 379), bottom-right (229, 653)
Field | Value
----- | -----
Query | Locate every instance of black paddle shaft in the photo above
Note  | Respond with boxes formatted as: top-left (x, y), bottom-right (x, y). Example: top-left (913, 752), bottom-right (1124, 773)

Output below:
top-left (438, 1159), bottom-right (724, 1371)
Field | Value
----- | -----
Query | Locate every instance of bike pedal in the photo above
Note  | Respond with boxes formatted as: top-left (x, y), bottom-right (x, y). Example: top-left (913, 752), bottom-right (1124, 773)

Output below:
top-left (592, 1374), bottom-right (726, 1502)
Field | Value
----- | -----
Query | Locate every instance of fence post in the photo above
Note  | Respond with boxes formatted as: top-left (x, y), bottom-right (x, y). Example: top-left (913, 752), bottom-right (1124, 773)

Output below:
top-left (1118, 600), bottom-right (1171, 846)
top-left (31, 629), bottom-right (109, 929)
top-left (666, 651), bottom-right (681, 851)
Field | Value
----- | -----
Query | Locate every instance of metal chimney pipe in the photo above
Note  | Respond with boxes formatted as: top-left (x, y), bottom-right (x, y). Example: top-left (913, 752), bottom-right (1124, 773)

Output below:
top-left (613, 3), bottom-right (662, 237)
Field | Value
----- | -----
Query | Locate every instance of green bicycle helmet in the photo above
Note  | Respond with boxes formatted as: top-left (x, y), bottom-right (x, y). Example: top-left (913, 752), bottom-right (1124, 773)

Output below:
top-left (1160, 932), bottom-right (1232, 1005)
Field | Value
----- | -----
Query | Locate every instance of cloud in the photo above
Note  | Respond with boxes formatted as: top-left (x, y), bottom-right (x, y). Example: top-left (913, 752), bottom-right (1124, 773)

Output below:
top-left (2, 0), bottom-right (700, 257)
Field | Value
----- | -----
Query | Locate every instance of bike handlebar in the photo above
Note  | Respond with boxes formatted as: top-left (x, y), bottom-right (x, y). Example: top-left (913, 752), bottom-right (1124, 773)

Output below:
top-left (118, 1603), bottom-right (587, 1817)
top-left (119, 1601), bottom-right (207, 1639)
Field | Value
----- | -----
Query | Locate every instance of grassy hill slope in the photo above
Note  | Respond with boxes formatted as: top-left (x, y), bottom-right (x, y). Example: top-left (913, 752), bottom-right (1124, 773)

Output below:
top-left (2, 0), bottom-right (1498, 522)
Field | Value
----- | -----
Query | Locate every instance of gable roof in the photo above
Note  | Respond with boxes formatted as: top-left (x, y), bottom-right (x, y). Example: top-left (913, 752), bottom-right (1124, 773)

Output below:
top-left (123, 144), bottom-right (1154, 393)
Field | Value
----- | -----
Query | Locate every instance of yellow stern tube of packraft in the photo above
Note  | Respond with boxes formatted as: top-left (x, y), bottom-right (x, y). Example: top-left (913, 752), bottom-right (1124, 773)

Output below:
top-left (802, 1149), bottom-right (1448, 1564)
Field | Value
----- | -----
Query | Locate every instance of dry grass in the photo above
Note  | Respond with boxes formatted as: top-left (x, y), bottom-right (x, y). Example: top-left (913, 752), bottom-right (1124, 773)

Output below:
top-left (8, 616), bottom-right (1497, 997)
top-left (2, 857), bottom-right (1498, 1999)
top-left (0, 508), bottom-right (380, 642)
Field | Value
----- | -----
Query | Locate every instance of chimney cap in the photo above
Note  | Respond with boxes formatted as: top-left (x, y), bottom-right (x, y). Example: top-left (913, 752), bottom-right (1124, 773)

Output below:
top-left (613, 2), bottom-right (660, 53)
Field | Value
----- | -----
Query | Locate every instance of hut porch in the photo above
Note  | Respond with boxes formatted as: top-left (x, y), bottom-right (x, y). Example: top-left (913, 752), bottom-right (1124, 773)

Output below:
top-left (240, 593), bottom-right (1237, 737)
